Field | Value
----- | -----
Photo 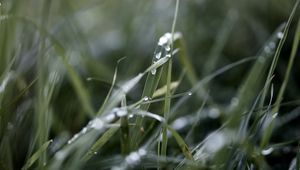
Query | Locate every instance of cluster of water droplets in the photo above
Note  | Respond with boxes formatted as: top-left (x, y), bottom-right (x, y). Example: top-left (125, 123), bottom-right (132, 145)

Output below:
top-left (112, 148), bottom-right (147, 170)
top-left (151, 32), bottom-right (178, 75)
top-left (67, 107), bottom-right (128, 144)
top-left (261, 31), bottom-right (284, 60)
top-left (194, 129), bottom-right (237, 162)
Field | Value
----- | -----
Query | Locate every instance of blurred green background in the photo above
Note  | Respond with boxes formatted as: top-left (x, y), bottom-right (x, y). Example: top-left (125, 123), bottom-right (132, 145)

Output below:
top-left (0, 0), bottom-right (299, 169)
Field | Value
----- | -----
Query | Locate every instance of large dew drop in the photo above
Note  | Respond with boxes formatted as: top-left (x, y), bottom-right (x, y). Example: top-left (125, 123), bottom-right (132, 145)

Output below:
top-left (261, 147), bottom-right (274, 155)
top-left (151, 68), bottom-right (157, 75)
top-left (90, 118), bottom-right (104, 130)
top-left (155, 52), bottom-right (162, 60)
top-left (277, 32), bottom-right (284, 39)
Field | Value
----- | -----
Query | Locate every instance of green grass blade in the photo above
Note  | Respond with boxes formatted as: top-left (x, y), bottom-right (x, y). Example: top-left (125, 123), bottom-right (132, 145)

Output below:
top-left (21, 140), bottom-right (53, 170)
top-left (120, 95), bottom-right (129, 155)
top-left (202, 10), bottom-right (238, 76)
top-left (227, 24), bottom-right (284, 128)
top-left (63, 58), bottom-right (95, 117)
top-left (259, 0), bottom-right (299, 119)
top-left (152, 81), bottom-right (179, 98)
top-left (167, 125), bottom-right (193, 160)
top-left (175, 37), bottom-right (198, 85)
top-left (96, 58), bottom-right (122, 116)
top-left (297, 142), bottom-right (300, 170)
top-left (83, 124), bottom-right (120, 161)
top-left (260, 8), bottom-right (300, 148)
top-left (161, 58), bottom-right (172, 158)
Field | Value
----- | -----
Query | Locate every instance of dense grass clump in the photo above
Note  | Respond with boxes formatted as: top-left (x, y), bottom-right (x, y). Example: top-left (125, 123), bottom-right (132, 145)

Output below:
top-left (0, 0), bottom-right (300, 169)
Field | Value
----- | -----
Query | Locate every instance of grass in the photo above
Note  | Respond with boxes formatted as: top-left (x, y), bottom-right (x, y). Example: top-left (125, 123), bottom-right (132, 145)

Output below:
top-left (0, 0), bottom-right (300, 169)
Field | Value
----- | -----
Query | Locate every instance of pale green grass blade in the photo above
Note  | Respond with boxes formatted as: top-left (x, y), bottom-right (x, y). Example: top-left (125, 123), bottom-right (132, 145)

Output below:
top-left (202, 9), bottom-right (238, 76)
top-left (153, 81), bottom-right (179, 98)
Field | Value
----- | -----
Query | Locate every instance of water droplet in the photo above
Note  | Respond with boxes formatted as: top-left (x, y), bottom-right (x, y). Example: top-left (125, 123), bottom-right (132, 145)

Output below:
top-left (86, 77), bottom-right (93, 81)
top-left (158, 33), bottom-right (172, 46)
top-left (208, 108), bottom-right (220, 119)
top-left (105, 113), bottom-right (116, 122)
top-left (205, 132), bottom-right (226, 153)
top-left (264, 46), bottom-right (271, 54)
top-left (269, 42), bottom-right (276, 49)
top-left (116, 108), bottom-right (127, 117)
top-left (125, 152), bottom-right (141, 164)
top-left (55, 151), bottom-right (65, 160)
top-left (7, 122), bottom-right (14, 130)
top-left (230, 97), bottom-right (239, 107)
top-left (121, 73), bottom-right (143, 93)
top-left (166, 54), bottom-right (171, 58)
top-left (261, 147), bottom-right (274, 155)
top-left (151, 68), bottom-right (157, 75)
top-left (94, 151), bottom-right (98, 155)
top-left (172, 117), bottom-right (189, 130)
top-left (277, 32), bottom-right (284, 39)
top-left (49, 71), bottom-right (60, 84)
top-left (90, 118), bottom-right (104, 130)
top-left (68, 134), bottom-right (80, 144)
top-left (43, 162), bottom-right (47, 166)
top-left (82, 127), bottom-right (87, 134)
top-left (143, 96), bottom-right (150, 102)
top-left (155, 52), bottom-right (162, 59)
top-left (165, 45), bottom-right (171, 52)
top-left (138, 149), bottom-right (147, 156)
top-left (112, 167), bottom-right (122, 170)
top-left (272, 112), bottom-right (278, 119)
top-left (188, 92), bottom-right (192, 96)
top-left (258, 56), bottom-right (266, 63)
top-left (129, 114), bottom-right (134, 118)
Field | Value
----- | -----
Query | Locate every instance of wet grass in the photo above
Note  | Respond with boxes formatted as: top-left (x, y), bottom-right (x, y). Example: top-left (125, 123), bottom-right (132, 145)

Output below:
top-left (0, 0), bottom-right (300, 169)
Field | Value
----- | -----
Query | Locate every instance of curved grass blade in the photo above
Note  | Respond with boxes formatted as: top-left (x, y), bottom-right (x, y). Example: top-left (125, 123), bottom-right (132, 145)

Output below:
top-left (96, 58), bottom-right (124, 116)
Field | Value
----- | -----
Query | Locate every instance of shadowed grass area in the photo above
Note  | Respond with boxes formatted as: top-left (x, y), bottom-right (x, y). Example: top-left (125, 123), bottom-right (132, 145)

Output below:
top-left (0, 0), bottom-right (300, 169)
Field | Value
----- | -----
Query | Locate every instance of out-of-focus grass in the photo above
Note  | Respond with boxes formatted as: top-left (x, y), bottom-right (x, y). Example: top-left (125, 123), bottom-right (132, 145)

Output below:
top-left (0, 0), bottom-right (299, 169)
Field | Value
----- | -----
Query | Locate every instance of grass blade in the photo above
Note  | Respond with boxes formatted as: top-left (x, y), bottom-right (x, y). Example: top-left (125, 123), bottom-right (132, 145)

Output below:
top-left (260, 6), bottom-right (300, 148)
top-left (167, 125), bottom-right (193, 160)
top-left (21, 140), bottom-right (53, 170)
